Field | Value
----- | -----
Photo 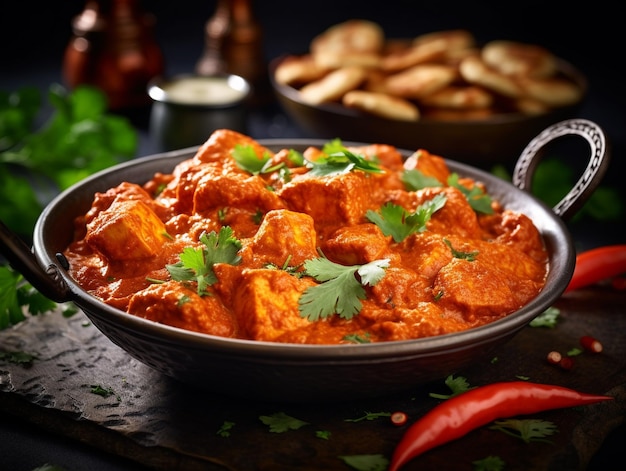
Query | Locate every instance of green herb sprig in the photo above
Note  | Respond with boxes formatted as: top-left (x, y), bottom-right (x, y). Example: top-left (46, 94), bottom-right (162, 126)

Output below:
top-left (366, 193), bottom-right (447, 243)
top-left (166, 227), bottom-right (242, 296)
top-left (298, 257), bottom-right (389, 321)
top-left (0, 84), bottom-right (137, 238)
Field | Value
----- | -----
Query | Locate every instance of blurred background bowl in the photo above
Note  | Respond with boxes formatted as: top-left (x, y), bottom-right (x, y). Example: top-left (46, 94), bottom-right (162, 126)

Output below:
top-left (270, 56), bottom-right (587, 168)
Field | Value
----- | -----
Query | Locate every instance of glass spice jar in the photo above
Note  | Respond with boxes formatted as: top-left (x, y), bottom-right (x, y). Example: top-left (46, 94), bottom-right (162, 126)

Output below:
top-left (63, 0), bottom-right (165, 111)
top-left (196, 0), bottom-right (270, 106)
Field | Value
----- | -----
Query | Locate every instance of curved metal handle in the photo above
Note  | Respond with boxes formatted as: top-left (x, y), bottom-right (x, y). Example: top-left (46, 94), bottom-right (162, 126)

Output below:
top-left (0, 219), bottom-right (70, 302)
top-left (512, 119), bottom-right (610, 221)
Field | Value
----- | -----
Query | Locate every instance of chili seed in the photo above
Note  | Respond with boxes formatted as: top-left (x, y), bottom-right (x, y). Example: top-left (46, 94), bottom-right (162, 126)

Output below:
top-left (391, 411), bottom-right (408, 426)
top-left (547, 351), bottom-right (562, 365)
top-left (580, 335), bottom-right (603, 353)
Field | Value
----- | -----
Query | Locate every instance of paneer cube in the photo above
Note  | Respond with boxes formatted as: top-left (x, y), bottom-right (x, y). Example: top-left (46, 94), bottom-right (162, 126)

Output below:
top-left (86, 199), bottom-right (168, 261)
top-left (244, 209), bottom-right (318, 267)
top-left (232, 268), bottom-right (315, 341)
top-left (278, 171), bottom-right (379, 232)
top-left (193, 172), bottom-right (284, 214)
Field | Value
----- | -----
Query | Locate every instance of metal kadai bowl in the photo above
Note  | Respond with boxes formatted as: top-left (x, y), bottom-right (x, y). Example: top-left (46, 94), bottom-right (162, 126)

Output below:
top-left (0, 119), bottom-right (610, 402)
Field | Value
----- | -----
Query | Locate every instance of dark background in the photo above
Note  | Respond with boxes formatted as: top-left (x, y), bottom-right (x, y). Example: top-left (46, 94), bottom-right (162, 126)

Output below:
top-left (2, 0), bottom-right (624, 99)
top-left (2, 0), bottom-right (625, 161)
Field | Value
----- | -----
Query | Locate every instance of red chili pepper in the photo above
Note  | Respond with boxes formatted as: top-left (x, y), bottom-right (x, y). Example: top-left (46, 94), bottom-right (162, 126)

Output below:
top-left (391, 411), bottom-right (408, 427)
top-left (565, 245), bottom-right (626, 292)
top-left (580, 335), bottom-right (603, 353)
top-left (546, 350), bottom-right (562, 365)
top-left (388, 381), bottom-right (612, 471)
top-left (558, 356), bottom-right (575, 370)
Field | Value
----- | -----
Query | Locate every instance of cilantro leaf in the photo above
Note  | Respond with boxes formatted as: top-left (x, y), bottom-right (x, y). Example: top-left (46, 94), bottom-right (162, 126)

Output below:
top-left (0, 266), bottom-right (26, 329)
top-left (90, 384), bottom-right (117, 399)
top-left (299, 258), bottom-right (389, 321)
top-left (443, 238), bottom-right (478, 261)
top-left (344, 411), bottom-right (392, 422)
top-left (166, 227), bottom-right (242, 296)
top-left (231, 144), bottom-right (272, 174)
top-left (0, 350), bottom-right (38, 365)
top-left (231, 145), bottom-right (303, 183)
top-left (216, 420), bottom-right (236, 437)
top-left (1, 84), bottom-right (138, 330)
top-left (343, 332), bottom-right (372, 344)
top-left (402, 168), bottom-right (493, 214)
top-left (472, 455), bottom-right (506, 471)
top-left (429, 374), bottom-right (474, 399)
top-left (338, 454), bottom-right (389, 471)
top-left (529, 306), bottom-right (560, 328)
top-left (366, 193), bottom-right (447, 243)
top-left (489, 419), bottom-right (558, 443)
top-left (0, 265), bottom-right (63, 329)
top-left (447, 173), bottom-right (494, 214)
top-left (306, 140), bottom-right (383, 177)
top-left (402, 168), bottom-right (443, 190)
top-left (259, 412), bottom-right (309, 433)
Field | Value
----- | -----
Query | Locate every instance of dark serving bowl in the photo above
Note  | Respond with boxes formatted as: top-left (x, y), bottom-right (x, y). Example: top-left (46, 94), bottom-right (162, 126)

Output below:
top-left (270, 56), bottom-right (588, 167)
top-left (0, 119), bottom-right (609, 402)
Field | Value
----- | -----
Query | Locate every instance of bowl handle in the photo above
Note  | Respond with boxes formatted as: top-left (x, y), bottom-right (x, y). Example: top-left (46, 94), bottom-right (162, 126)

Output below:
top-left (0, 219), bottom-right (70, 303)
top-left (512, 119), bottom-right (610, 221)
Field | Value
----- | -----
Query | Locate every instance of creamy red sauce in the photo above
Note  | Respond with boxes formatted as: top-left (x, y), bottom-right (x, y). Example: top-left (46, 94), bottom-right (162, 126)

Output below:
top-left (64, 129), bottom-right (548, 344)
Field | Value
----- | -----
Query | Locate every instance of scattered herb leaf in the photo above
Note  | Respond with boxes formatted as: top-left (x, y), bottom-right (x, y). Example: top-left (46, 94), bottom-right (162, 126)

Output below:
top-left (32, 465), bottom-right (69, 471)
top-left (0, 265), bottom-right (64, 329)
top-left (338, 454), bottom-right (388, 471)
top-left (316, 430), bottom-right (331, 440)
top-left (259, 412), bottom-right (309, 433)
top-left (90, 384), bottom-right (117, 399)
top-left (0, 350), bottom-right (38, 365)
top-left (443, 238), bottom-right (478, 261)
top-left (345, 411), bottom-right (392, 423)
top-left (216, 421), bottom-right (236, 437)
top-left (529, 306), bottom-right (560, 328)
top-left (567, 347), bottom-right (583, 357)
top-left (489, 419), bottom-right (558, 444)
top-left (472, 455), bottom-right (506, 471)
top-left (429, 375), bottom-right (474, 399)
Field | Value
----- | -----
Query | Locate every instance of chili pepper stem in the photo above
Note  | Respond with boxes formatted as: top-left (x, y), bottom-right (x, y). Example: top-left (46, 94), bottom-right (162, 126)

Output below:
top-left (388, 381), bottom-right (612, 471)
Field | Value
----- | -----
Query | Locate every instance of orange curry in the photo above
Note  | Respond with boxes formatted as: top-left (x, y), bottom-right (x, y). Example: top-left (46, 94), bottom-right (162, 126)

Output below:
top-left (64, 129), bottom-right (548, 344)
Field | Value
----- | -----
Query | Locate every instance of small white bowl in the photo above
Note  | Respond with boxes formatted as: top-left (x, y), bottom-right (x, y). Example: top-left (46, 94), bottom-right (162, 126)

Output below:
top-left (148, 74), bottom-right (251, 151)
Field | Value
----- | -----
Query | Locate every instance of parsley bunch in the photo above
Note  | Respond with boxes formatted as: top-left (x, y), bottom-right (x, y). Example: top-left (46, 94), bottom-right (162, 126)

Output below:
top-left (0, 84), bottom-right (138, 238)
top-left (0, 84), bottom-right (137, 330)
top-left (0, 266), bottom-right (77, 329)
